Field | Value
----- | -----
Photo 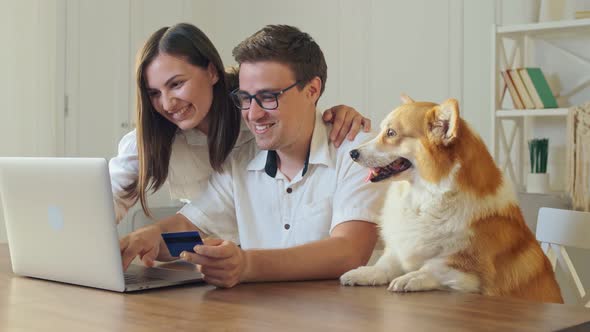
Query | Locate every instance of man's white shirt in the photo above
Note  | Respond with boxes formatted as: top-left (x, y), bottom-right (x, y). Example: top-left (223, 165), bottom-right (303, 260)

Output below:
top-left (179, 112), bottom-right (387, 249)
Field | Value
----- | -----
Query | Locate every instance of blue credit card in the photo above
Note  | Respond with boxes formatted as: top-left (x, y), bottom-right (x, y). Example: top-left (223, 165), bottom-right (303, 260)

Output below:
top-left (161, 231), bottom-right (203, 257)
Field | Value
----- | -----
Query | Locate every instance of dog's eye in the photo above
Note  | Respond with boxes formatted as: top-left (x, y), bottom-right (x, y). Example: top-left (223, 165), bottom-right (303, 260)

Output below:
top-left (386, 128), bottom-right (397, 137)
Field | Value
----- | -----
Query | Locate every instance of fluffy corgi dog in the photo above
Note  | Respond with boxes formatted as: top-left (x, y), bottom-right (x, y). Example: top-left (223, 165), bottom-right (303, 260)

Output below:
top-left (340, 95), bottom-right (563, 303)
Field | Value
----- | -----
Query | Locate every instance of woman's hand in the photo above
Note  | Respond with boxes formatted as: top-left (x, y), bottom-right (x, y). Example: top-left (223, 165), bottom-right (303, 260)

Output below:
top-left (119, 224), bottom-right (173, 271)
top-left (180, 238), bottom-right (248, 288)
top-left (322, 105), bottom-right (371, 147)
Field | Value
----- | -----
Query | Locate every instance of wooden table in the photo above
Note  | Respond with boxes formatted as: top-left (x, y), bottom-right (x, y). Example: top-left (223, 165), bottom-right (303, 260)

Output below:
top-left (1, 244), bottom-right (589, 331)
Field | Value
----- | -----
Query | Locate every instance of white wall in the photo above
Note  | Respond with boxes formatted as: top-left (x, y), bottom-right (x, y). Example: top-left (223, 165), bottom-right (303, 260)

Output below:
top-left (192, 0), bottom-right (466, 126)
top-left (463, 0), bottom-right (495, 146)
top-left (0, 0), bottom-right (62, 243)
top-left (0, 0), bottom-right (60, 159)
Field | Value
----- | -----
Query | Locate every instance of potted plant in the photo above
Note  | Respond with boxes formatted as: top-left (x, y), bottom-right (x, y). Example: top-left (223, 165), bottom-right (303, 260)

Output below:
top-left (527, 138), bottom-right (550, 193)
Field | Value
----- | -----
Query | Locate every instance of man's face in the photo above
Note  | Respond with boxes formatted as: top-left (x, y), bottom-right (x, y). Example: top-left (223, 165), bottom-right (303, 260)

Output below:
top-left (238, 61), bottom-right (312, 151)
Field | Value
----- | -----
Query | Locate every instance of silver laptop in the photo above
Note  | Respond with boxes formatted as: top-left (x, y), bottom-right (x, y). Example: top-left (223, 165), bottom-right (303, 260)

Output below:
top-left (0, 157), bottom-right (203, 292)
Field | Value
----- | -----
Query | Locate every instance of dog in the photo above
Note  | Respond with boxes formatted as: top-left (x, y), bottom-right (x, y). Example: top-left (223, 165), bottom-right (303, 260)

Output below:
top-left (340, 95), bottom-right (563, 303)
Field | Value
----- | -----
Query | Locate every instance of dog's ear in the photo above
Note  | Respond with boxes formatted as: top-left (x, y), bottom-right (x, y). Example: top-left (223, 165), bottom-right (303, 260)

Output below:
top-left (400, 93), bottom-right (415, 104)
top-left (426, 98), bottom-right (459, 146)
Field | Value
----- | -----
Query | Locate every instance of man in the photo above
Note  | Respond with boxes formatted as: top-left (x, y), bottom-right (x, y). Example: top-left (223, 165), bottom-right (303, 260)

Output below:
top-left (120, 25), bottom-right (387, 288)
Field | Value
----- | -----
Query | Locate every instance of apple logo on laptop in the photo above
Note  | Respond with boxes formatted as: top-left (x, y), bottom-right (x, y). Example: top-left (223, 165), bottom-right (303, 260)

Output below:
top-left (47, 205), bottom-right (65, 231)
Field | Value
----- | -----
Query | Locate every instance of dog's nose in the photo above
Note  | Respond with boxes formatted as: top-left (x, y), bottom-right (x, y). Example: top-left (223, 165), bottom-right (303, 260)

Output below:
top-left (350, 149), bottom-right (360, 161)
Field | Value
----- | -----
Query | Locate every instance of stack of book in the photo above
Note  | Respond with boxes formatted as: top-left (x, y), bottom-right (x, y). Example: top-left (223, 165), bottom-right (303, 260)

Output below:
top-left (501, 67), bottom-right (558, 110)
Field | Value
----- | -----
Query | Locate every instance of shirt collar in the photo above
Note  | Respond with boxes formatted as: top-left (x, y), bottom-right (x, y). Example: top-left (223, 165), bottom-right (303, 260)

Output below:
top-left (308, 111), bottom-right (334, 169)
top-left (247, 111), bottom-right (334, 177)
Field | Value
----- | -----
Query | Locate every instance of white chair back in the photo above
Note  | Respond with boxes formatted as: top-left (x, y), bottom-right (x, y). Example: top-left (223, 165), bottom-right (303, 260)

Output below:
top-left (536, 207), bottom-right (590, 307)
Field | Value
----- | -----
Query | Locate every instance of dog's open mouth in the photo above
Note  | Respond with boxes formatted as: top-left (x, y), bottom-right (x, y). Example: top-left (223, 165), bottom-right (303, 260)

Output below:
top-left (366, 158), bottom-right (412, 182)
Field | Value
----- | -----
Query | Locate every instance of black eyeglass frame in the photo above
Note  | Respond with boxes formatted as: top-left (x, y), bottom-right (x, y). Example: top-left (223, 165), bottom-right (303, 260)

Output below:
top-left (230, 81), bottom-right (300, 111)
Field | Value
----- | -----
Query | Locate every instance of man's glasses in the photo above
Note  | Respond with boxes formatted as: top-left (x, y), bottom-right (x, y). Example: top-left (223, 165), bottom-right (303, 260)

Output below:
top-left (230, 81), bottom-right (299, 111)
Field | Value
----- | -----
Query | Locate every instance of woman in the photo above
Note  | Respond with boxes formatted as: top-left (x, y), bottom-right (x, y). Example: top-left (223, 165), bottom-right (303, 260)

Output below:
top-left (110, 23), bottom-right (370, 222)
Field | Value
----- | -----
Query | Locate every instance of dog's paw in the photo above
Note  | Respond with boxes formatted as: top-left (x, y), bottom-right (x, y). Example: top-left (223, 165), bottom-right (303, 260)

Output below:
top-left (340, 266), bottom-right (390, 286)
top-left (388, 271), bottom-right (440, 292)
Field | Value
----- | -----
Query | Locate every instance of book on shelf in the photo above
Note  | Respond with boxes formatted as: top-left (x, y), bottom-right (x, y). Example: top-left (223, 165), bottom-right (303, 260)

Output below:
top-left (518, 68), bottom-right (544, 109)
top-left (509, 69), bottom-right (535, 109)
top-left (501, 70), bottom-right (524, 109)
top-left (519, 68), bottom-right (558, 109)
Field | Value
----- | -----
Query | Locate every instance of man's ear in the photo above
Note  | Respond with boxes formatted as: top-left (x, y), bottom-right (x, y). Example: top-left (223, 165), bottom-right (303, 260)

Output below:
top-left (306, 77), bottom-right (322, 104)
top-left (400, 93), bottom-right (415, 104)
top-left (426, 98), bottom-right (460, 146)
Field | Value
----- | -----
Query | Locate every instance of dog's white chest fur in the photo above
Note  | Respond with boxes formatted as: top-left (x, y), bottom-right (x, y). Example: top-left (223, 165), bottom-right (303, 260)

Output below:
top-left (380, 180), bottom-right (471, 272)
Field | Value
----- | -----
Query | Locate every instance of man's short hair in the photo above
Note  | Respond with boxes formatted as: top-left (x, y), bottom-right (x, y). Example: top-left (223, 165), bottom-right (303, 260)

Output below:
top-left (232, 25), bottom-right (328, 97)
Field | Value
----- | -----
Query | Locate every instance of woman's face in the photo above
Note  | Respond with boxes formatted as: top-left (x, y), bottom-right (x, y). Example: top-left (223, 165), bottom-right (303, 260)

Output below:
top-left (145, 53), bottom-right (219, 132)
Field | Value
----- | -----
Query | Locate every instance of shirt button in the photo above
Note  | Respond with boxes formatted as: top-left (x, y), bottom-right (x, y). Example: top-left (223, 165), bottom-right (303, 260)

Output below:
top-left (286, 187), bottom-right (293, 193)
top-left (284, 224), bottom-right (291, 230)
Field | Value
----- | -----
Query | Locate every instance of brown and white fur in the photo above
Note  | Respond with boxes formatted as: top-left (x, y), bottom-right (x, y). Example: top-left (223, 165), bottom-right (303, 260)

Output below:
top-left (340, 95), bottom-right (563, 303)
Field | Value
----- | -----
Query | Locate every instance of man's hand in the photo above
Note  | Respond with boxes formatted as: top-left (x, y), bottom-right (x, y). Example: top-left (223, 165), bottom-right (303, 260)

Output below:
top-left (119, 224), bottom-right (173, 271)
top-left (180, 238), bottom-right (249, 288)
top-left (322, 105), bottom-right (371, 147)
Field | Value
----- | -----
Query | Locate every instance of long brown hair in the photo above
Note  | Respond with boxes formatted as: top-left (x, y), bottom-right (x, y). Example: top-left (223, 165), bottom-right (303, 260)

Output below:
top-left (123, 23), bottom-right (240, 217)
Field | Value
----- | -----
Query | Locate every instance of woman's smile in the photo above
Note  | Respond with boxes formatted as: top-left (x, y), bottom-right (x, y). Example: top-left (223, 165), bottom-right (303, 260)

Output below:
top-left (168, 105), bottom-right (194, 122)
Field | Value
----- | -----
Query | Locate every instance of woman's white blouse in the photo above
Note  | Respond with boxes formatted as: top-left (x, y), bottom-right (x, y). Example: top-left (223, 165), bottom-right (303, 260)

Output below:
top-left (109, 125), bottom-right (254, 221)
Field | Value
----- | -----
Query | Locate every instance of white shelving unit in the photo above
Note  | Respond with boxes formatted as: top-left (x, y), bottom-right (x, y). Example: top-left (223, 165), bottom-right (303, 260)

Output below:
top-left (497, 18), bottom-right (590, 34)
top-left (491, 19), bottom-right (590, 191)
